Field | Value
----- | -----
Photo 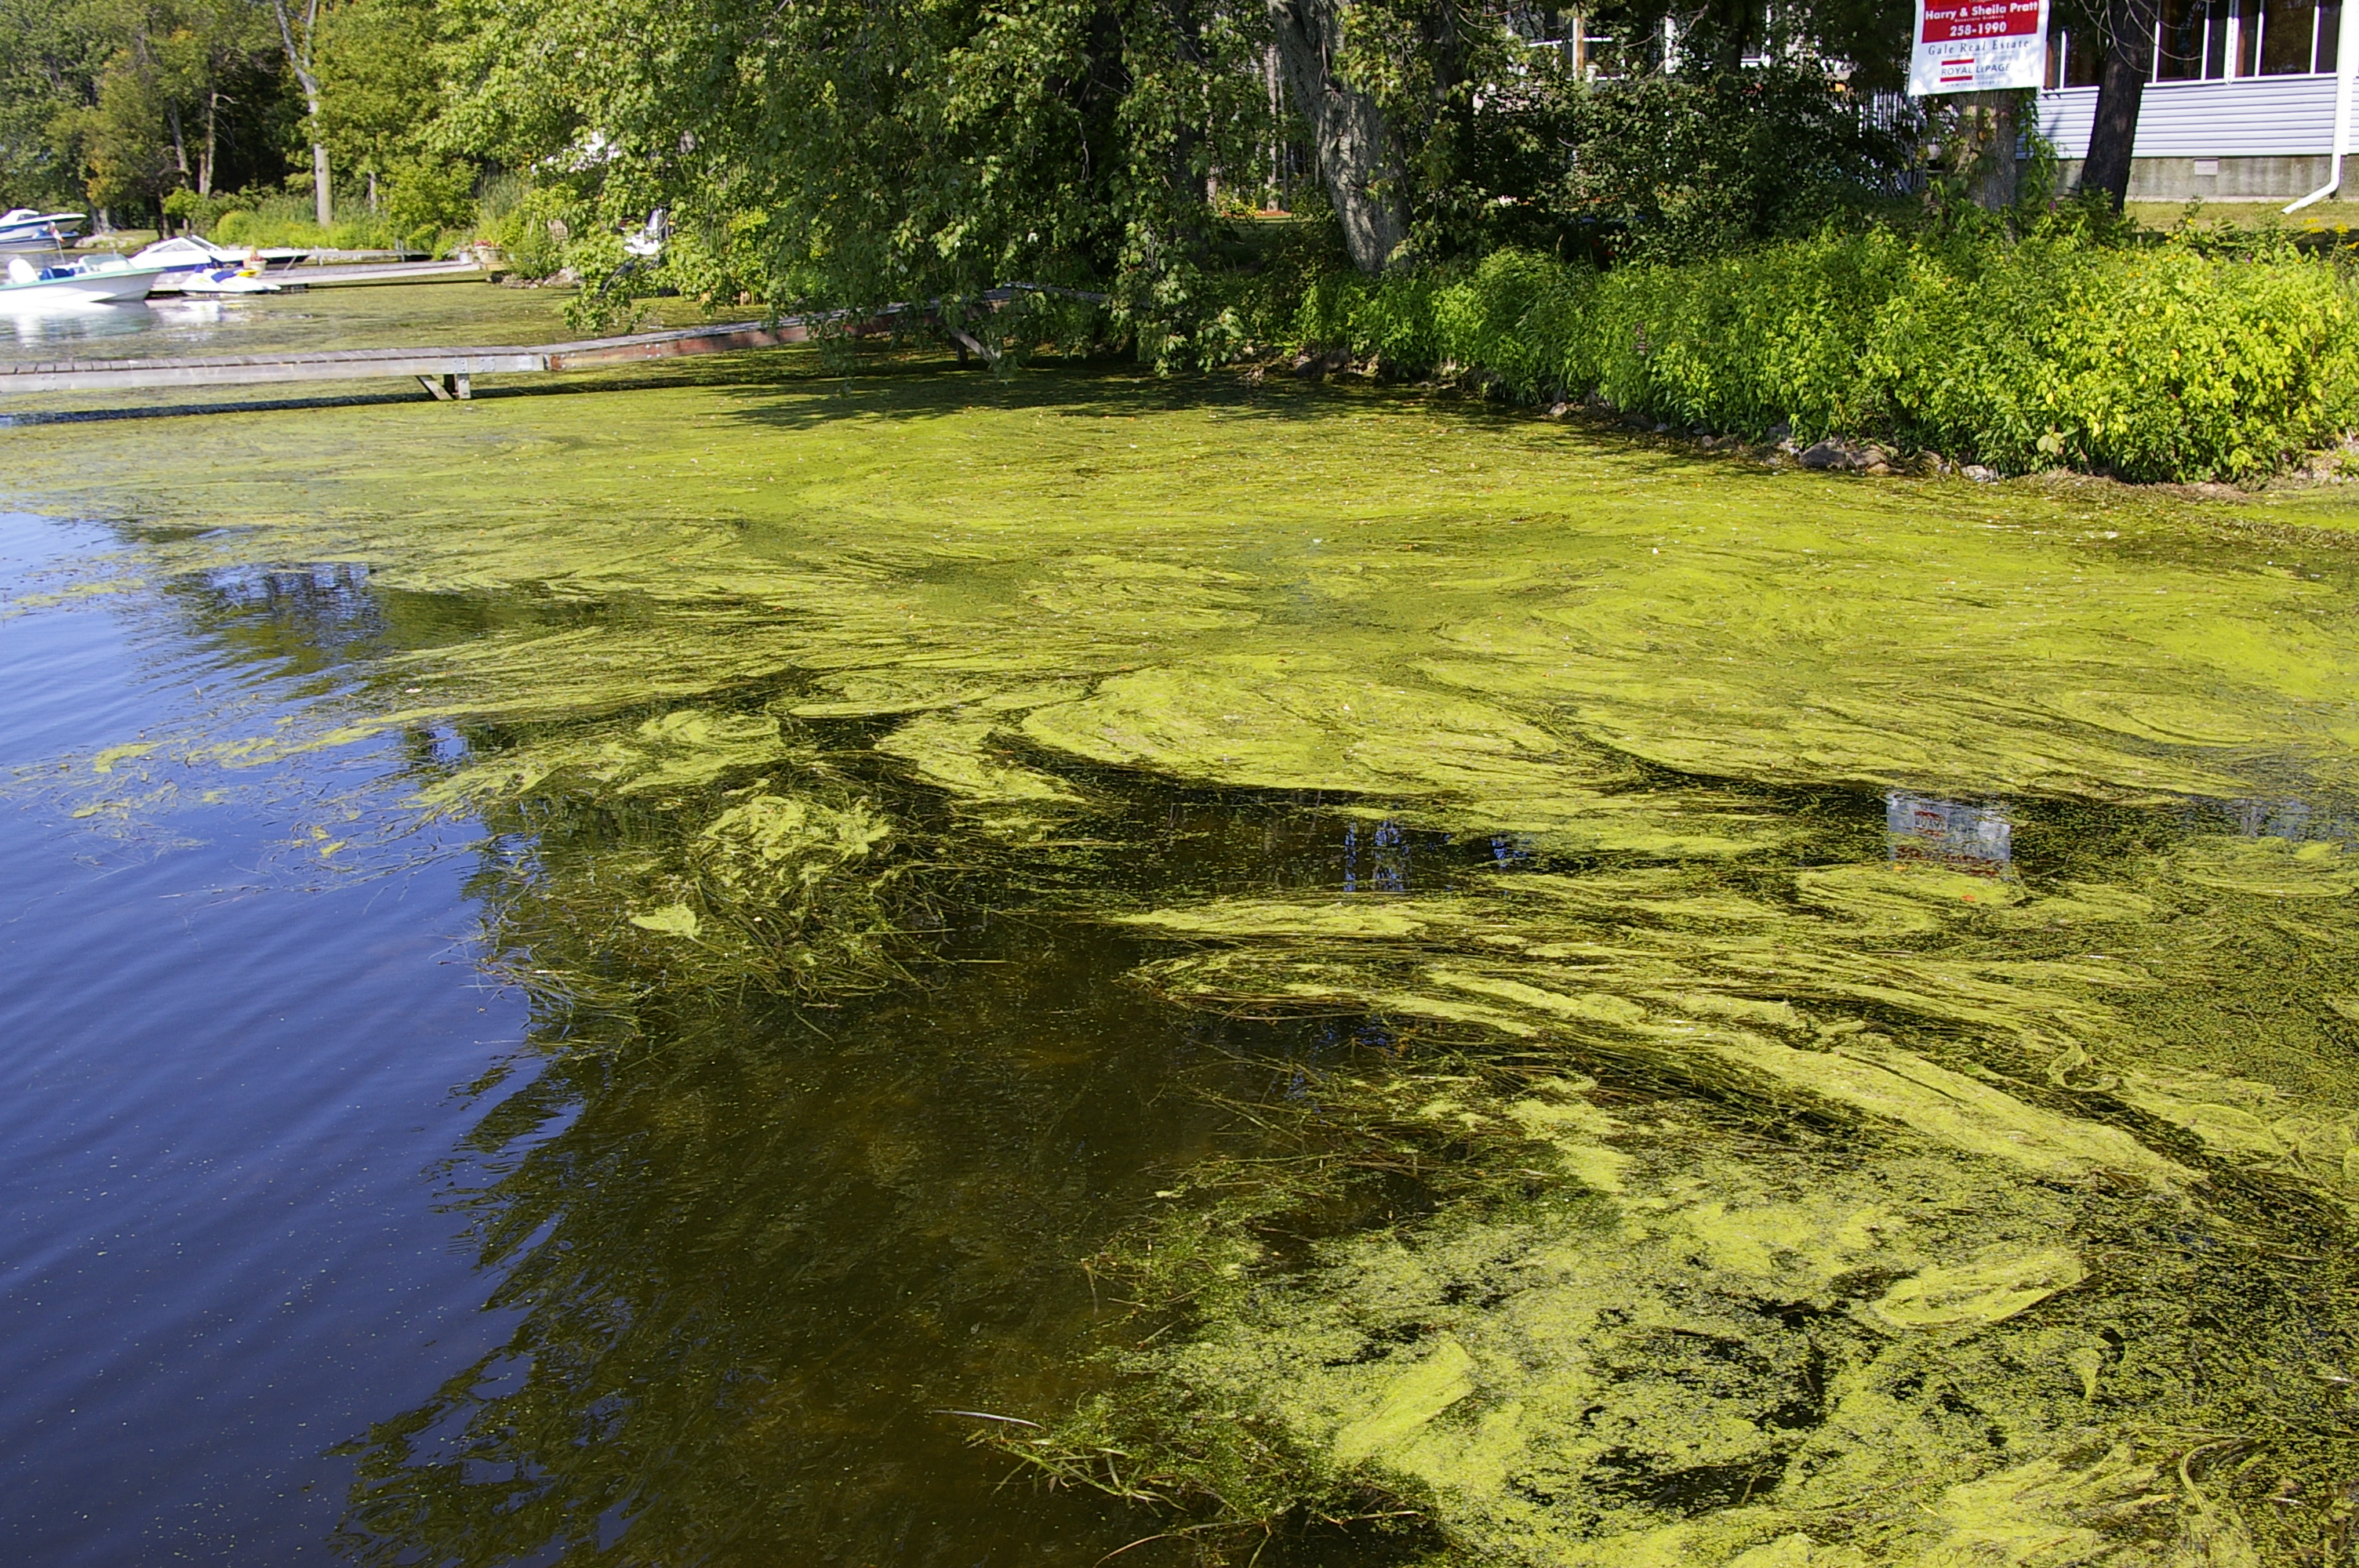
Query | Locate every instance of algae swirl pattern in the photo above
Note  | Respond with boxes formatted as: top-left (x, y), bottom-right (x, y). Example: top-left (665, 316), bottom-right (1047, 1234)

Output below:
top-left (5, 342), bottom-right (2357, 1565)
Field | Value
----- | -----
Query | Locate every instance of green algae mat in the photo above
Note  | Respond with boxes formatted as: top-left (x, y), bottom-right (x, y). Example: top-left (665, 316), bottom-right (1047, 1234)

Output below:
top-left (8, 314), bottom-right (2359, 1566)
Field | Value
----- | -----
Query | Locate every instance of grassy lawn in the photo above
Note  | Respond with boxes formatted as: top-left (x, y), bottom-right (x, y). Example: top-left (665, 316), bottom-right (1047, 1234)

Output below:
top-left (2128, 197), bottom-right (2359, 232)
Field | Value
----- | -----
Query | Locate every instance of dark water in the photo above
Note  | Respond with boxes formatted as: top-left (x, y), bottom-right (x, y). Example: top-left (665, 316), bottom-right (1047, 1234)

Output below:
top-left (9, 292), bottom-right (2359, 1564)
top-left (0, 512), bottom-right (529, 1563)
top-left (0, 508), bottom-right (1420, 1566)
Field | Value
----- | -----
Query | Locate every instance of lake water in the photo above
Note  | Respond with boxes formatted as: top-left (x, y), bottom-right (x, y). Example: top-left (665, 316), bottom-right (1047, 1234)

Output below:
top-left (3, 285), bottom-right (2357, 1566)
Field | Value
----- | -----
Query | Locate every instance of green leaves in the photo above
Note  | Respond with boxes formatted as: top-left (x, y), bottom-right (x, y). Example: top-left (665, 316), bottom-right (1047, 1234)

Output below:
top-left (1295, 231), bottom-right (2359, 483)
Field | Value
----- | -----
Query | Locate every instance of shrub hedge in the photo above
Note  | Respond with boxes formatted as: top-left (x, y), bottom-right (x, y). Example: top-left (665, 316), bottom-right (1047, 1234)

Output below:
top-left (1285, 233), bottom-right (2359, 482)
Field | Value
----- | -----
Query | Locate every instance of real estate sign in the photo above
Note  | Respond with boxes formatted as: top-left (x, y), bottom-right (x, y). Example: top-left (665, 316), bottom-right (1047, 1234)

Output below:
top-left (1907, 0), bottom-right (2049, 95)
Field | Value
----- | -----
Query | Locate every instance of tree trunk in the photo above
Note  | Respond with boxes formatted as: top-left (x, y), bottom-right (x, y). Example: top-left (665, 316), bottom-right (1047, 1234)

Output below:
top-left (1266, 0), bottom-right (1408, 274)
top-left (2078, 0), bottom-right (2154, 209)
top-left (268, 0), bottom-right (333, 225)
top-left (167, 104), bottom-right (191, 179)
top-left (198, 93), bottom-right (219, 196)
top-left (1263, 44), bottom-right (1283, 209)
top-left (1964, 89), bottom-right (2022, 209)
top-left (1166, 0), bottom-right (1211, 217)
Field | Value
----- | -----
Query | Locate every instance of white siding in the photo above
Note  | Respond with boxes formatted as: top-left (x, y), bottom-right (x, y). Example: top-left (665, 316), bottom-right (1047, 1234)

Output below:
top-left (2037, 74), bottom-right (2334, 158)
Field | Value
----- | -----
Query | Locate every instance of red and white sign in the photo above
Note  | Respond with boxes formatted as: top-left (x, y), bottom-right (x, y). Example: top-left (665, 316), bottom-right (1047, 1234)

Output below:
top-left (1908, 0), bottom-right (2049, 94)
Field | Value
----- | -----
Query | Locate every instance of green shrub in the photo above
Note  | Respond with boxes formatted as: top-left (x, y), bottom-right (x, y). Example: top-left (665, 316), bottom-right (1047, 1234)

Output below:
top-left (383, 158), bottom-right (476, 248)
top-left (477, 183), bottom-right (583, 279)
top-left (205, 184), bottom-right (422, 252)
top-left (1286, 234), bottom-right (2359, 483)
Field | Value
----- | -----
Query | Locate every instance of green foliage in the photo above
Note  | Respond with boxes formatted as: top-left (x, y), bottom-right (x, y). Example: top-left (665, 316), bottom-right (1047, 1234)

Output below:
top-left (0, 0), bottom-right (463, 229)
top-left (1289, 233), bottom-right (2359, 483)
top-left (0, 0), bottom-right (107, 205)
top-left (315, 0), bottom-right (440, 189)
top-left (1558, 66), bottom-right (1915, 265)
top-left (379, 154), bottom-right (471, 239)
top-left (13, 0), bottom-right (293, 220)
top-left (477, 181), bottom-right (572, 280)
top-left (430, 0), bottom-right (1281, 336)
top-left (209, 185), bottom-right (416, 250)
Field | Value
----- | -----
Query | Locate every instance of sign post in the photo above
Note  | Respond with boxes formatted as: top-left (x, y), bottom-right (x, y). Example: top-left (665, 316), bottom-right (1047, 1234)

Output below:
top-left (1907, 0), bottom-right (2050, 96)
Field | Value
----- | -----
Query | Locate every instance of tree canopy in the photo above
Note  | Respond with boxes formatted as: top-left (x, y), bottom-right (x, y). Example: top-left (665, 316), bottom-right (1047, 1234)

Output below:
top-left (0, 0), bottom-right (1957, 332)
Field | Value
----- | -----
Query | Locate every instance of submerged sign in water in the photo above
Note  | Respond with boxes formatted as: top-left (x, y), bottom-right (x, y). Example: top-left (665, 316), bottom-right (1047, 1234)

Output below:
top-left (1908, 0), bottom-right (2049, 93)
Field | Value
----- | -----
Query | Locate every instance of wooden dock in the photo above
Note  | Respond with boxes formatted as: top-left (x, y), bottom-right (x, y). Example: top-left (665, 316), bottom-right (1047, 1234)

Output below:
top-left (0, 286), bottom-right (1100, 403)
top-left (150, 257), bottom-right (493, 293)
top-left (293, 257), bottom-right (493, 289)
top-left (0, 310), bottom-right (886, 401)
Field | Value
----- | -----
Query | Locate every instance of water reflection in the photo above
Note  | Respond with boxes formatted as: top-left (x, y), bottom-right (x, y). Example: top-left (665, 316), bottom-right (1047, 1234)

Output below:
top-left (1885, 789), bottom-right (2012, 874)
top-left (0, 299), bottom-right (154, 347)
top-left (327, 799), bottom-right (1364, 1567)
top-left (194, 563), bottom-right (391, 675)
top-left (1342, 817), bottom-right (1410, 892)
top-left (2223, 795), bottom-right (2359, 845)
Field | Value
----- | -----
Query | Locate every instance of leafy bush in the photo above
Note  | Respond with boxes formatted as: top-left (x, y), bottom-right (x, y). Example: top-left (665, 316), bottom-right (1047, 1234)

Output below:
top-left (481, 184), bottom-right (572, 279)
top-left (1286, 232), bottom-right (2359, 482)
top-left (208, 187), bottom-right (418, 252)
top-left (1553, 67), bottom-right (1918, 266)
top-left (382, 157), bottom-right (476, 245)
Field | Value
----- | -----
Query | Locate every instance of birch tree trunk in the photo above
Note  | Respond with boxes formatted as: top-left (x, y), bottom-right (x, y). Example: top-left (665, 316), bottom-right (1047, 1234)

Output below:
top-left (270, 0), bottom-right (333, 226)
top-left (167, 105), bottom-right (191, 180)
top-left (199, 93), bottom-right (218, 196)
top-left (1266, 0), bottom-right (1408, 274)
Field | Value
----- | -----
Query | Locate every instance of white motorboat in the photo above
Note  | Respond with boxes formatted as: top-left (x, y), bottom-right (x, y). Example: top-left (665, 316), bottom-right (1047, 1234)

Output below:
top-left (0, 252), bottom-right (165, 307)
top-left (176, 263), bottom-right (285, 295)
top-left (132, 236), bottom-right (310, 289)
top-left (623, 209), bottom-right (670, 259)
top-left (0, 209), bottom-right (85, 247)
top-left (129, 234), bottom-right (240, 285)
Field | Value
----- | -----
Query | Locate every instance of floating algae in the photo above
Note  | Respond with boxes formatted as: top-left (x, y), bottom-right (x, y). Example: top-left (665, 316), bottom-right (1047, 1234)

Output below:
top-left (873, 712), bottom-right (1086, 809)
top-left (414, 707), bottom-right (813, 817)
top-left (1030, 1032), bottom-right (2342, 1563)
top-left (1052, 812), bottom-right (2359, 1561)
top-left (1417, 541), bottom-right (2359, 805)
top-left (1118, 880), bottom-right (2193, 1185)
top-left (434, 714), bottom-right (905, 1010)
top-left (1867, 1247), bottom-right (2089, 1330)
top-left (22, 354), bottom-right (2359, 833)
top-left (1020, 655), bottom-right (1593, 796)
top-left (628, 902), bottom-right (703, 938)
top-left (1031, 1076), bottom-right (2165, 1564)
top-left (9, 336), bottom-right (2359, 1563)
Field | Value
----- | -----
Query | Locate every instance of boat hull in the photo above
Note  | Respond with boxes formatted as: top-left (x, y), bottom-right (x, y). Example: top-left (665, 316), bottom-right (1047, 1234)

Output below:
top-left (0, 219), bottom-right (85, 248)
top-left (176, 270), bottom-right (283, 295)
top-left (0, 267), bottom-right (165, 307)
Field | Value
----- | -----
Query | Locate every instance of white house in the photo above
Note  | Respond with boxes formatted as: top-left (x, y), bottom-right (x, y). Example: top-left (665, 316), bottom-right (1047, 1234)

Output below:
top-left (2039, 0), bottom-right (2343, 200)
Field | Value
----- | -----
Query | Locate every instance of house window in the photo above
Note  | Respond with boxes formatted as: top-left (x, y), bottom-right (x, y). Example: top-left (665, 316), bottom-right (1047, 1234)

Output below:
top-left (2258, 0), bottom-right (2340, 70)
top-left (2062, 0), bottom-right (2343, 82)
top-left (2048, 25), bottom-right (2103, 85)
top-left (2157, 0), bottom-right (2233, 77)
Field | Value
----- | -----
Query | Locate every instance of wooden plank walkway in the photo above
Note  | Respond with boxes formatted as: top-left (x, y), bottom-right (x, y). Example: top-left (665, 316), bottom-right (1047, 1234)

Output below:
top-left (0, 286), bottom-right (1101, 402)
top-left (293, 258), bottom-right (493, 288)
top-left (0, 310), bottom-right (878, 399)
top-left (151, 258), bottom-right (492, 293)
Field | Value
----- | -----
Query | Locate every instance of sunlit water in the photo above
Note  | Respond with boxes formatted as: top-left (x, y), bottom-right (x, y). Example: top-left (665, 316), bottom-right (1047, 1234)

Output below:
top-left (0, 282), bottom-right (578, 361)
top-left (0, 523), bottom-right (1330, 1563)
top-left (3, 288), bottom-right (2358, 1565)
top-left (0, 512), bottom-right (531, 1563)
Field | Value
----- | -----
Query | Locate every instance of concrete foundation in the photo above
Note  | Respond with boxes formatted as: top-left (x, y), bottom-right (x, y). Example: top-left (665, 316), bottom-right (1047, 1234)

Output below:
top-left (2053, 154), bottom-right (2332, 201)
